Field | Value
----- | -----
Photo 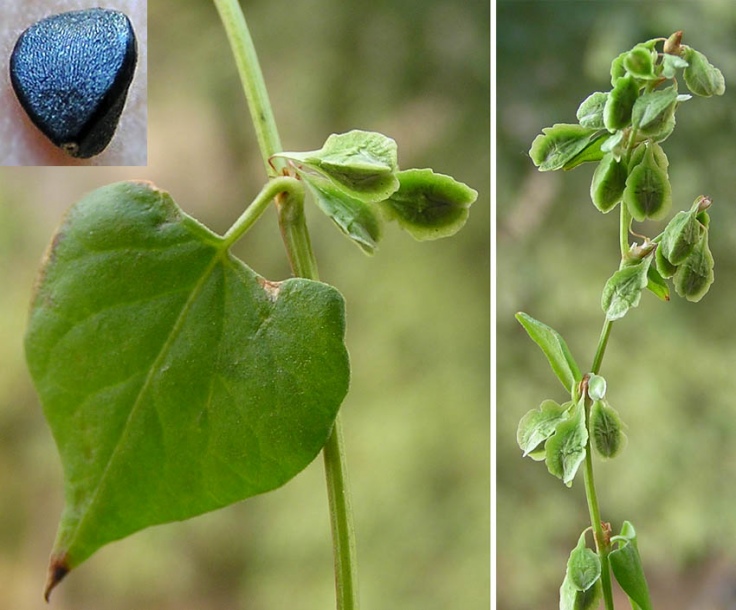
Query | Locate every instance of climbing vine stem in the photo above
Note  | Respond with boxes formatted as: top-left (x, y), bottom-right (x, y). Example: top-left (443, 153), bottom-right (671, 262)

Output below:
top-left (212, 1), bottom-right (360, 608)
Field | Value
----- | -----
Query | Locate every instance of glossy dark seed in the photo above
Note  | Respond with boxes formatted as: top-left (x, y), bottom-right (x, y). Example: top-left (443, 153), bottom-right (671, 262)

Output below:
top-left (9, 9), bottom-right (138, 158)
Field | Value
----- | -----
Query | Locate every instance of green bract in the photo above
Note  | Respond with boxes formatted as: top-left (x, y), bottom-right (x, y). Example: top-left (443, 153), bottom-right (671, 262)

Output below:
top-left (589, 399), bottom-right (627, 459)
top-left (590, 152), bottom-right (627, 213)
top-left (545, 398), bottom-right (587, 487)
top-left (623, 44), bottom-right (656, 80)
top-left (559, 576), bottom-right (602, 610)
top-left (623, 143), bottom-right (671, 221)
top-left (603, 74), bottom-right (639, 132)
top-left (576, 92), bottom-right (607, 129)
top-left (682, 46), bottom-right (726, 97)
top-left (655, 241), bottom-right (679, 279)
top-left (275, 130), bottom-right (400, 203)
top-left (566, 532), bottom-right (602, 592)
top-left (517, 399), bottom-right (571, 457)
top-left (274, 130), bottom-right (476, 249)
top-left (302, 172), bottom-right (383, 254)
top-left (379, 168), bottom-right (478, 240)
top-left (25, 182), bottom-right (350, 587)
top-left (528, 124), bottom-right (600, 171)
top-left (658, 197), bottom-right (707, 265)
top-left (601, 255), bottom-right (652, 321)
top-left (673, 232), bottom-right (714, 302)
top-left (631, 86), bottom-right (679, 139)
top-left (646, 264), bottom-right (670, 301)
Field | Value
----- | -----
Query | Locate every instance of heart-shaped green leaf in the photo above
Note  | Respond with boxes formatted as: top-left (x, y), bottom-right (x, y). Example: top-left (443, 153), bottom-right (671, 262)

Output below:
top-left (25, 181), bottom-right (350, 597)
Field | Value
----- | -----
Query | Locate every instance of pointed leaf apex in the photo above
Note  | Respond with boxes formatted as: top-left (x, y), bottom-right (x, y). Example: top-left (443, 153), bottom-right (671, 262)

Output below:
top-left (44, 554), bottom-right (70, 602)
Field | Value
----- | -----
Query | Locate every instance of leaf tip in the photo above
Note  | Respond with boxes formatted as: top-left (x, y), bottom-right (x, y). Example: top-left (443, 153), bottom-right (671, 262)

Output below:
top-left (44, 554), bottom-right (70, 602)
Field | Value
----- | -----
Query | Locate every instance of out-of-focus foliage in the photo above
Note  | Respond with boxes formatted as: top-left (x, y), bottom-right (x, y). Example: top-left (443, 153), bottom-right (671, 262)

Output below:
top-left (498, 2), bottom-right (736, 609)
top-left (0, 0), bottom-right (489, 608)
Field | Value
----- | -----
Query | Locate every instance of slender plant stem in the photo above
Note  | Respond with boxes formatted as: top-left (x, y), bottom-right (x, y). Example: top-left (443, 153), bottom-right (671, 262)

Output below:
top-left (221, 176), bottom-right (302, 248)
top-left (620, 202), bottom-right (632, 258)
top-left (212, 0), bottom-right (284, 176)
top-left (590, 319), bottom-right (614, 376)
top-left (583, 442), bottom-right (615, 610)
top-left (583, 317), bottom-right (616, 610)
top-left (213, 2), bottom-right (360, 608)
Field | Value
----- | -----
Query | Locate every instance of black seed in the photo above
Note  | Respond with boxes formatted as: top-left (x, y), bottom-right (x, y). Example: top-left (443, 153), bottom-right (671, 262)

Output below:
top-left (9, 8), bottom-right (138, 159)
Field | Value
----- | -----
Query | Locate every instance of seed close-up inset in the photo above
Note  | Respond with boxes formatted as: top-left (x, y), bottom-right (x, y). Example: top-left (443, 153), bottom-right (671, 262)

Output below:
top-left (9, 8), bottom-right (138, 159)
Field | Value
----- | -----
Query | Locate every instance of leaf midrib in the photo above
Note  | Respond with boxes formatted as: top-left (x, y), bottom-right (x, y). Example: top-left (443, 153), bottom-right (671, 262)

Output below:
top-left (64, 244), bottom-right (228, 554)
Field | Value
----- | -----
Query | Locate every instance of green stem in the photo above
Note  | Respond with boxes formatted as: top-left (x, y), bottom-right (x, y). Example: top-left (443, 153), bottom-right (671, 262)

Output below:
top-left (221, 176), bottom-right (302, 248)
top-left (590, 319), bottom-right (614, 376)
top-left (584, 317), bottom-right (616, 610)
top-left (274, 174), bottom-right (360, 610)
top-left (620, 201), bottom-right (632, 258)
top-left (212, 0), bottom-right (284, 175)
top-left (323, 415), bottom-right (360, 609)
top-left (213, 2), bottom-right (359, 608)
top-left (583, 441), bottom-right (615, 610)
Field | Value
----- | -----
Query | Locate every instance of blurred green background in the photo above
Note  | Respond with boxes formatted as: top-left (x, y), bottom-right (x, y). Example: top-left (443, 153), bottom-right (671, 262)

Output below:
top-left (498, 1), bottom-right (736, 609)
top-left (0, 0), bottom-right (489, 609)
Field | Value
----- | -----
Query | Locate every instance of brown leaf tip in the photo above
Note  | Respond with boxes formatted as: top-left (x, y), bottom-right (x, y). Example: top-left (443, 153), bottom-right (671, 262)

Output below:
top-left (44, 554), bottom-right (70, 602)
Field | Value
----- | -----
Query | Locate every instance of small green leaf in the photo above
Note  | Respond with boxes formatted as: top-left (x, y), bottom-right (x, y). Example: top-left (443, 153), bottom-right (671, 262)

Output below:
top-left (301, 172), bottom-right (383, 254)
top-left (576, 92), bottom-right (608, 129)
top-left (590, 399), bottom-right (627, 459)
top-left (379, 169), bottom-right (477, 241)
top-left (567, 531), bottom-right (602, 592)
top-left (601, 256), bottom-right (652, 321)
top-left (545, 398), bottom-right (587, 486)
top-left (604, 75), bottom-right (639, 131)
top-left (683, 47), bottom-right (725, 97)
top-left (673, 231), bottom-right (714, 302)
top-left (517, 399), bottom-right (571, 456)
top-left (515, 312), bottom-right (582, 392)
top-left (623, 143), bottom-right (672, 221)
top-left (610, 524), bottom-right (654, 610)
top-left (25, 182), bottom-right (351, 591)
top-left (529, 124), bottom-right (600, 171)
top-left (275, 130), bottom-right (400, 203)
top-left (590, 152), bottom-right (627, 213)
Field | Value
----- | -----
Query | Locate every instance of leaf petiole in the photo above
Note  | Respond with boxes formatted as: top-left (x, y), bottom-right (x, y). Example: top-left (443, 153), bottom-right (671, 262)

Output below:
top-left (221, 176), bottom-right (304, 249)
